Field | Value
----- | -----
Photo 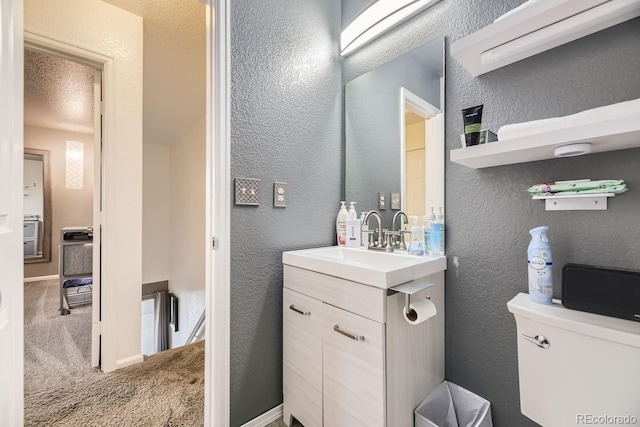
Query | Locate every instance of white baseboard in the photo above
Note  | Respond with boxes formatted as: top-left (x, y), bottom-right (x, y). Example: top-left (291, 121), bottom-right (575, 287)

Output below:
top-left (240, 404), bottom-right (283, 427)
top-left (115, 354), bottom-right (144, 370)
top-left (24, 274), bottom-right (59, 282)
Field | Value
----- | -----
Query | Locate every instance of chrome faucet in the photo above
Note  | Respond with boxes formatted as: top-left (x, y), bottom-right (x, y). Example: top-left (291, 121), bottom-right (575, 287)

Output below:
top-left (391, 211), bottom-right (409, 250)
top-left (363, 210), bottom-right (383, 248)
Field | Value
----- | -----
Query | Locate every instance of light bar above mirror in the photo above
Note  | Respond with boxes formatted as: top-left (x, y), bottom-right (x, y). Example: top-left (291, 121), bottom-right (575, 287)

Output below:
top-left (341, 0), bottom-right (442, 56)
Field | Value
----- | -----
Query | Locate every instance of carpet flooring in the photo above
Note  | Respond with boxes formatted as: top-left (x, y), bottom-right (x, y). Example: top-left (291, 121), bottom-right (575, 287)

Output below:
top-left (24, 279), bottom-right (204, 426)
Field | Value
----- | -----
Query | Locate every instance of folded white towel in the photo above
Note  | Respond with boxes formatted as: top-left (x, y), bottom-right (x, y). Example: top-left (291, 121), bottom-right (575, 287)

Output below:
top-left (497, 98), bottom-right (640, 141)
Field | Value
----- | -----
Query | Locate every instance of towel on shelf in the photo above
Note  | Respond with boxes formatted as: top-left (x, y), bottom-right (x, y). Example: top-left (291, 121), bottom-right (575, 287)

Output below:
top-left (498, 98), bottom-right (640, 141)
top-left (527, 179), bottom-right (626, 197)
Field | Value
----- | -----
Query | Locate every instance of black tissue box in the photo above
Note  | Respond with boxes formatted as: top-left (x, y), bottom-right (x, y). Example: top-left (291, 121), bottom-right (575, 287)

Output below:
top-left (562, 263), bottom-right (640, 322)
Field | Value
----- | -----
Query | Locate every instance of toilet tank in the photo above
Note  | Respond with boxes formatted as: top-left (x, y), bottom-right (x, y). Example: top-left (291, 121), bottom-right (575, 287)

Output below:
top-left (508, 293), bottom-right (640, 427)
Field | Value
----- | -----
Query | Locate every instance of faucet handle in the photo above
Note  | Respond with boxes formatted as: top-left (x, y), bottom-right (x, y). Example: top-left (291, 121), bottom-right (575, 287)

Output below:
top-left (383, 230), bottom-right (402, 251)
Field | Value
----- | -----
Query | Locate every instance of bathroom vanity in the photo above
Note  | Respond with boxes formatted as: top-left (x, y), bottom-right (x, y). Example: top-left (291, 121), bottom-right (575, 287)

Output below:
top-left (282, 247), bottom-right (446, 427)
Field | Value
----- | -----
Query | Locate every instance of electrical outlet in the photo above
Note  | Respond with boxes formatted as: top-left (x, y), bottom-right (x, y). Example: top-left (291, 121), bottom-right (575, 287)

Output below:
top-left (391, 193), bottom-right (400, 210)
top-left (274, 182), bottom-right (287, 208)
top-left (234, 177), bottom-right (260, 205)
top-left (378, 192), bottom-right (386, 210)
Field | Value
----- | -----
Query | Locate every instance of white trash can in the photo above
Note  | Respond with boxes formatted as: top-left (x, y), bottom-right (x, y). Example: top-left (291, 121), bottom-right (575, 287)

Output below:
top-left (415, 381), bottom-right (493, 427)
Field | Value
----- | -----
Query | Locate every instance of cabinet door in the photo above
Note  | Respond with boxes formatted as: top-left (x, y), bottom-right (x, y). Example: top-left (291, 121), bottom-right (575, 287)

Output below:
top-left (323, 303), bottom-right (386, 427)
top-left (283, 288), bottom-right (323, 427)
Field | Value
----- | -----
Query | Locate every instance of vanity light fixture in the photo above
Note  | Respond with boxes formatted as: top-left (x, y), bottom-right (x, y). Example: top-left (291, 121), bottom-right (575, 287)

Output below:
top-left (65, 140), bottom-right (84, 190)
top-left (340, 0), bottom-right (441, 57)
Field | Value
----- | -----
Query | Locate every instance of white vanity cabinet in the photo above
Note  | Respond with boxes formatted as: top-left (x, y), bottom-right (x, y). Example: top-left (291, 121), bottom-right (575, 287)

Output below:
top-left (282, 265), bottom-right (445, 427)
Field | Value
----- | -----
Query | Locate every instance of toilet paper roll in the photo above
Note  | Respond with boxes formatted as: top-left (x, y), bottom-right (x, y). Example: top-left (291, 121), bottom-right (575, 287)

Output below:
top-left (403, 298), bottom-right (437, 325)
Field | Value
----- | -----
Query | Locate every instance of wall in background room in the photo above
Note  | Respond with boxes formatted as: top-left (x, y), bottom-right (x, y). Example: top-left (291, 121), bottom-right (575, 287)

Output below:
top-left (229, 1), bottom-right (342, 425)
top-left (168, 116), bottom-right (206, 348)
top-left (142, 143), bottom-right (171, 284)
top-left (343, 1), bottom-right (640, 425)
top-left (24, 125), bottom-right (94, 278)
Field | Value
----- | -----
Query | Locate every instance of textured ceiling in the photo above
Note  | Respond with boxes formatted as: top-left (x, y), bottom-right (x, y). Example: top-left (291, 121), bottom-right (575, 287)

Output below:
top-left (24, 50), bottom-right (95, 133)
top-left (24, 0), bottom-right (206, 144)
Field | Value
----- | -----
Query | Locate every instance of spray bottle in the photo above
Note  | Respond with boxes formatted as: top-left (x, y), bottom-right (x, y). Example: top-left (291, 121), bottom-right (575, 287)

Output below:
top-left (528, 226), bottom-right (553, 304)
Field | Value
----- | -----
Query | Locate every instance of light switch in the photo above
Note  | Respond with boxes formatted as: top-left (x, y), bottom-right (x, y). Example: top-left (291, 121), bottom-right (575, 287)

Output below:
top-left (274, 182), bottom-right (287, 208)
top-left (391, 193), bottom-right (400, 210)
top-left (378, 192), bottom-right (386, 210)
top-left (235, 177), bottom-right (260, 205)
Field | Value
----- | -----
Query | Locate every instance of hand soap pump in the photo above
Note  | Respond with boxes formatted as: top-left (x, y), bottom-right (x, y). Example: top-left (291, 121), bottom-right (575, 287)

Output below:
top-left (348, 202), bottom-right (358, 219)
top-left (407, 215), bottom-right (425, 256)
top-left (528, 226), bottom-right (553, 304)
top-left (336, 201), bottom-right (349, 246)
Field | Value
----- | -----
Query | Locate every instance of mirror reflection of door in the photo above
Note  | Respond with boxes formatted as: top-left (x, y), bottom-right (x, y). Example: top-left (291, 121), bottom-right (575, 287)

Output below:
top-left (405, 111), bottom-right (426, 217)
top-left (401, 87), bottom-right (443, 220)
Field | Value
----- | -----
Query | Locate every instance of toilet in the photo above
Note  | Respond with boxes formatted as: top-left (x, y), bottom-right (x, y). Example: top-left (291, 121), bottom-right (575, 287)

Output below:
top-left (508, 293), bottom-right (640, 427)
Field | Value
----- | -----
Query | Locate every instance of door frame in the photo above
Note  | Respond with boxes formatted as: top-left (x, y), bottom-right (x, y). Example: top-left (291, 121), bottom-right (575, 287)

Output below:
top-left (205, 1), bottom-right (231, 425)
top-left (12, 0), bottom-right (232, 425)
top-left (25, 30), bottom-right (109, 370)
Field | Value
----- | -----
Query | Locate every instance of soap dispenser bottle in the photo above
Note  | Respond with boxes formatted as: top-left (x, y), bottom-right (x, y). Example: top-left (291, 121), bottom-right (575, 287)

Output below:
top-left (348, 202), bottom-right (358, 220)
top-left (436, 207), bottom-right (445, 256)
top-left (407, 215), bottom-right (425, 256)
top-left (528, 226), bottom-right (553, 304)
top-left (424, 207), bottom-right (435, 256)
top-left (430, 206), bottom-right (444, 256)
top-left (336, 201), bottom-right (349, 246)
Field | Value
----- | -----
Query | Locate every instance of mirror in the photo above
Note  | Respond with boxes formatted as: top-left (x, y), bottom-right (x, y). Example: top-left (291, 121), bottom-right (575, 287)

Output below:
top-left (345, 36), bottom-right (445, 228)
top-left (24, 148), bottom-right (52, 263)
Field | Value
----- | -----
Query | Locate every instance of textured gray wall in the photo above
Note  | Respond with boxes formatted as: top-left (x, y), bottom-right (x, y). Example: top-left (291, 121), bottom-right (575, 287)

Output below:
top-left (229, 1), bottom-right (342, 425)
top-left (344, 1), bottom-right (640, 426)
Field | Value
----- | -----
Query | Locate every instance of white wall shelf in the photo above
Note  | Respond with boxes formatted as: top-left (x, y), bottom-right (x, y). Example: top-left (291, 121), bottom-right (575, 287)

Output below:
top-left (450, 0), bottom-right (640, 77)
top-left (450, 114), bottom-right (640, 169)
top-left (532, 193), bottom-right (614, 211)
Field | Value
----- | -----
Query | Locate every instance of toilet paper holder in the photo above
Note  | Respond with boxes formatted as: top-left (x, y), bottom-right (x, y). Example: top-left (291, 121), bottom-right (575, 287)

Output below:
top-left (389, 279), bottom-right (435, 315)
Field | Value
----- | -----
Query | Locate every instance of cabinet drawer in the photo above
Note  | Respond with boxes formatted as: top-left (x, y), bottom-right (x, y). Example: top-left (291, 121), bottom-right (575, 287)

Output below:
top-left (284, 265), bottom-right (385, 322)
top-left (283, 288), bottom-right (323, 427)
top-left (323, 303), bottom-right (385, 427)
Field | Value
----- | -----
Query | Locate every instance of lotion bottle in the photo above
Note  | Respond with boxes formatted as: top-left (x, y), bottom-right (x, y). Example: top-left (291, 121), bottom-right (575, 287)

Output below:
top-left (336, 201), bottom-right (348, 246)
top-left (528, 226), bottom-right (553, 304)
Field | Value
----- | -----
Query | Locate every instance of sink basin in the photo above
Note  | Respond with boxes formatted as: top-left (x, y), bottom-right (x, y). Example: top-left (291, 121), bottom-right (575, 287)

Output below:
top-left (282, 246), bottom-right (447, 289)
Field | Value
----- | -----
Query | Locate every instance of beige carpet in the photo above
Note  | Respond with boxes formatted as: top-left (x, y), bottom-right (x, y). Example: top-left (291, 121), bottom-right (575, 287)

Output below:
top-left (24, 279), bottom-right (204, 426)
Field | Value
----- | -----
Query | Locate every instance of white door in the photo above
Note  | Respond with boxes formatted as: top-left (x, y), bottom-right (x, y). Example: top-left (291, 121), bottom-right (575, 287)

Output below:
top-left (92, 68), bottom-right (103, 367)
top-left (0, 0), bottom-right (25, 425)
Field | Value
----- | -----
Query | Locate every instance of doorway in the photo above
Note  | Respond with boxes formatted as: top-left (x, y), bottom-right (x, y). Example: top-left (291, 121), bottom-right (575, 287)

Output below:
top-left (23, 46), bottom-right (102, 370)
top-left (3, 0), bottom-right (230, 425)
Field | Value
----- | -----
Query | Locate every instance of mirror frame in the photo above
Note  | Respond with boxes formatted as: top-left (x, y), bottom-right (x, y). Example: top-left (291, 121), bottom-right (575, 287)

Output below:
top-left (24, 148), bottom-right (52, 264)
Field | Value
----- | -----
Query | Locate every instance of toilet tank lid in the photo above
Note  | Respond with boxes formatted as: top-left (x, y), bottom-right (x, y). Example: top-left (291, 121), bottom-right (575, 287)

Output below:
top-left (507, 293), bottom-right (640, 349)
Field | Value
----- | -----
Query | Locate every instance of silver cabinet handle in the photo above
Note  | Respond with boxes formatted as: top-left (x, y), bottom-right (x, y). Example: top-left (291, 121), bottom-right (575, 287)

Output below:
top-left (521, 334), bottom-right (550, 349)
top-left (334, 324), bottom-right (364, 342)
top-left (289, 304), bottom-right (310, 316)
